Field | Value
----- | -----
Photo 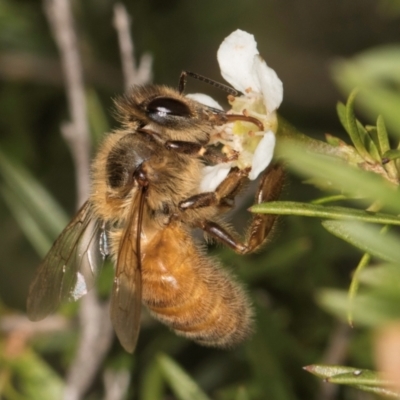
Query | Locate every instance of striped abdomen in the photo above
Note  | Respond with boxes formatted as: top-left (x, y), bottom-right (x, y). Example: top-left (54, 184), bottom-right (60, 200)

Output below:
top-left (141, 222), bottom-right (253, 347)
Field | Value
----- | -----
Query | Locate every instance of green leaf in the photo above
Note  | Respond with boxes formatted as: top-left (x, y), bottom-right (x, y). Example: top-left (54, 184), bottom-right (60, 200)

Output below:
top-left (235, 387), bottom-right (251, 400)
top-left (359, 263), bottom-right (400, 290)
top-left (5, 348), bottom-right (64, 400)
top-left (304, 364), bottom-right (361, 379)
top-left (365, 126), bottom-right (380, 154)
top-left (345, 90), bottom-right (374, 162)
top-left (325, 133), bottom-right (343, 147)
top-left (382, 149), bottom-right (400, 161)
top-left (336, 102), bottom-right (348, 132)
top-left (376, 115), bottom-right (391, 154)
top-left (277, 142), bottom-right (400, 214)
top-left (327, 369), bottom-right (388, 386)
top-left (322, 221), bottom-right (400, 263)
top-left (317, 289), bottom-right (400, 326)
top-left (250, 201), bottom-right (400, 226)
top-left (157, 353), bottom-right (211, 400)
top-left (140, 360), bottom-right (165, 400)
top-left (354, 384), bottom-right (400, 398)
top-left (347, 252), bottom-right (371, 327)
top-left (359, 122), bottom-right (381, 162)
top-left (304, 365), bottom-right (400, 398)
top-left (245, 308), bottom-right (298, 400)
top-left (332, 46), bottom-right (400, 138)
top-left (312, 194), bottom-right (347, 205)
top-left (0, 148), bottom-right (68, 241)
top-left (86, 89), bottom-right (110, 146)
top-left (0, 186), bottom-right (52, 256)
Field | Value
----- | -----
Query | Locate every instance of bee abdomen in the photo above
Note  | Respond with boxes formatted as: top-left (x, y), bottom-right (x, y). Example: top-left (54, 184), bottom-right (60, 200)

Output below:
top-left (141, 226), bottom-right (253, 348)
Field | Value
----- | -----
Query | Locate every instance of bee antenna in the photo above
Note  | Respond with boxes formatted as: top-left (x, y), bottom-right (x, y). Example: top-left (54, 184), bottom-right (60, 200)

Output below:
top-left (179, 71), bottom-right (240, 97)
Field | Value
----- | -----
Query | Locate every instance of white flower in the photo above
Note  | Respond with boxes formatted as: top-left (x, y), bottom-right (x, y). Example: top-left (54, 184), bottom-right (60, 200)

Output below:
top-left (185, 93), bottom-right (223, 110)
top-left (217, 30), bottom-right (283, 114)
top-left (200, 29), bottom-right (283, 190)
top-left (200, 163), bottom-right (232, 192)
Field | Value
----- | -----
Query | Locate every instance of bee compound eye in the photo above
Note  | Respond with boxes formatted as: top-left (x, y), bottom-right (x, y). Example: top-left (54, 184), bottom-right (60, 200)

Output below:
top-left (146, 97), bottom-right (192, 118)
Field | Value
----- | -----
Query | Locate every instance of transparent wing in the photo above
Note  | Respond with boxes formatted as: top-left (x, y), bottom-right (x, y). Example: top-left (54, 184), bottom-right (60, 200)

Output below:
top-left (27, 201), bottom-right (103, 321)
top-left (110, 188), bottom-right (145, 353)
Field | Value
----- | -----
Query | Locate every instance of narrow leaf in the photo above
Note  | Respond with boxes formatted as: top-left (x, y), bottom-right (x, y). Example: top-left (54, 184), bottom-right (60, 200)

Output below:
top-left (0, 148), bottom-right (68, 237)
top-left (157, 353), bottom-right (211, 400)
top-left (277, 142), bottom-right (400, 214)
top-left (304, 364), bottom-right (361, 379)
top-left (140, 360), bottom-right (164, 400)
top-left (332, 47), bottom-right (400, 138)
top-left (7, 348), bottom-right (64, 400)
top-left (86, 89), bottom-right (110, 146)
top-left (327, 369), bottom-right (390, 386)
top-left (312, 194), bottom-right (347, 205)
top-left (346, 90), bottom-right (373, 161)
top-left (1, 186), bottom-right (52, 256)
top-left (235, 387), bottom-right (251, 400)
top-left (376, 115), bottom-right (391, 154)
top-left (354, 384), bottom-right (400, 398)
top-left (383, 149), bottom-right (400, 161)
top-left (250, 201), bottom-right (400, 226)
top-left (348, 253), bottom-right (371, 327)
top-left (322, 221), bottom-right (400, 263)
top-left (318, 288), bottom-right (400, 326)
top-left (357, 121), bottom-right (381, 162)
top-left (336, 102), bottom-right (348, 132)
top-left (305, 365), bottom-right (400, 398)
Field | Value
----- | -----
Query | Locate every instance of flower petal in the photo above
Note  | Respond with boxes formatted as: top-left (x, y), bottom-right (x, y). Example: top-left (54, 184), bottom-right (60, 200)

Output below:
top-left (217, 30), bottom-right (260, 93)
top-left (200, 163), bottom-right (232, 192)
top-left (248, 131), bottom-right (276, 180)
top-left (186, 93), bottom-right (223, 110)
top-left (252, 55), bottom-right (283, 113)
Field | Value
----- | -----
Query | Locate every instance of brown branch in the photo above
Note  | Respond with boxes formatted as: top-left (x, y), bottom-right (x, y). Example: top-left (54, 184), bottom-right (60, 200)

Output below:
top-left (0, 315), bottom-right (69, 334)
top-left (43, 0), bottom-right (90, 206)
top-left (63, 294), bottom-right (113, 400)
top-left (317, 322), bottom-right (352, 400)
top-left (43, 1), bottom-right (114, 399)
top-left (103, 369), bottom-right (131, 400)
top-left (112, 3), bottom-right (152, 90)
top-left (41, 2), bottom-right (155, 399)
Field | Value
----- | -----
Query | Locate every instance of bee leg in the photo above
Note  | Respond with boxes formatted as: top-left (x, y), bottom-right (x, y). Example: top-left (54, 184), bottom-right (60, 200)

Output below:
top-left (165, 140), bottom-right (204, 154)
top-left (179, 167), bottom-right (248, 211)
top-left (179, 192), bottom-right (217, 210)
top-left (199, 220), bottom-right (247, 253)
top-left (199, 163), bottom-right (284, 254)
top-left (242, 163), bottom-right (284, 253)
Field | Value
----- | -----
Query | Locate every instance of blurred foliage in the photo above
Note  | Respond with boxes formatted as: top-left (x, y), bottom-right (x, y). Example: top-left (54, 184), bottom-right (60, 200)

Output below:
top-left (1, 0), bottom-right (400, 399)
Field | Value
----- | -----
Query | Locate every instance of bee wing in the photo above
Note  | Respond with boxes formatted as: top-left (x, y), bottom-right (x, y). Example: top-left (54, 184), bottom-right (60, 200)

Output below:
top-left (110, 188), bottom-right (146, 353)
top-left (27, 201), bottom-right (103, 321)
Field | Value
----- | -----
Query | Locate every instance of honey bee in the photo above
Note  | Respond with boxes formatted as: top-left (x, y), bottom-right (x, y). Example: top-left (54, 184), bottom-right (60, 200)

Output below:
top-left (27, 73), bottom-right (284, 353)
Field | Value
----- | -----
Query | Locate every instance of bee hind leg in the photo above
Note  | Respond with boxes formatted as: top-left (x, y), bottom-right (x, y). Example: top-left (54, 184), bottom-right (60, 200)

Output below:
top-left (199, 163), bottom-right (284, 255)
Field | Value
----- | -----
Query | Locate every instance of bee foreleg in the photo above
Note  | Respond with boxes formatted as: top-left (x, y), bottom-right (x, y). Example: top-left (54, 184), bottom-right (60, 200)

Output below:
top-left (165, 140), bottom-right (204, 155)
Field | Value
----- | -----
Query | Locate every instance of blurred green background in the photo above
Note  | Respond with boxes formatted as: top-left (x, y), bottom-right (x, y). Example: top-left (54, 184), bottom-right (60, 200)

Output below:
top-left (1, 0), bottom-right (400, 399)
